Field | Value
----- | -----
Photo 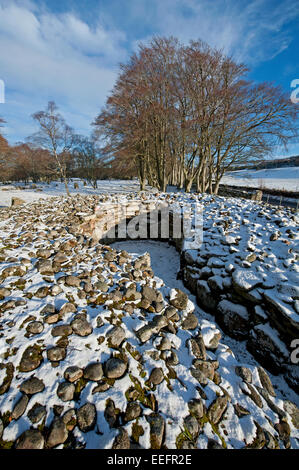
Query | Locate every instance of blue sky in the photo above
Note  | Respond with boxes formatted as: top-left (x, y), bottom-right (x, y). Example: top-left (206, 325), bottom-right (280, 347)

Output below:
top-left (0, 0), bottom-right (298, 157)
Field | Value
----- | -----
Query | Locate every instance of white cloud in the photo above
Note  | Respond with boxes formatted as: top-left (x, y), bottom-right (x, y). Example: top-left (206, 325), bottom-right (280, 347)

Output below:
top-left (0, 0), bottom-right (298, 144)
top-left (0, 1), bottom-right (127, 142)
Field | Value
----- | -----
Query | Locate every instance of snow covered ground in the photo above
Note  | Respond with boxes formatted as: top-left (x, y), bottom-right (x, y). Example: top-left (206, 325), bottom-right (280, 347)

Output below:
top-left (1, 167), bottom-right (298, 210)
top-left (0, 179), bottom-right (153, 207)
top-left (0, 186), bottom-right (298, 449)
top-left (112, 241), bottom-right (299, 407)
top-left (221, 167), bottom-right (299, 192)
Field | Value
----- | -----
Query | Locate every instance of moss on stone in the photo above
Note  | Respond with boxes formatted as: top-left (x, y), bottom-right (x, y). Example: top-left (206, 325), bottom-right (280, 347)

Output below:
top-left (131, 420), bottom-right (144, 444)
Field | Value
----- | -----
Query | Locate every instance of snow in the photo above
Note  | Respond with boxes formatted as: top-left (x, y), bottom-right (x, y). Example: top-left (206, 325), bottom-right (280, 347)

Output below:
top-left (111, 240), bottom-right (299, 413)
top-left (0, 179), bottom-right (153, 207)
top-left (218, 299), bottom-right (249, 320)
top-left (0, 182), bottom-right (299, 449)
top-left (221, 166), bottom-right (299, 192)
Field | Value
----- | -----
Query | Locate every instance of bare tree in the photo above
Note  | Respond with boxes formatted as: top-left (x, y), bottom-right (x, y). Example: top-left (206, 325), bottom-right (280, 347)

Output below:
top-left (93, 36), bottom-right (299, 194)
top-left (31, 101), bottom-right (74, 195)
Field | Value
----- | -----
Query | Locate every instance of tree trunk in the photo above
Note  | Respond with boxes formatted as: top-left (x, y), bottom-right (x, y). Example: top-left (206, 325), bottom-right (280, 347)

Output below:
top-left (63, 176), bottom-right (70, 196)
top-left (185, 177), bottom-right (193, 193)
top-left (140, 177), bottom-right (146, 191)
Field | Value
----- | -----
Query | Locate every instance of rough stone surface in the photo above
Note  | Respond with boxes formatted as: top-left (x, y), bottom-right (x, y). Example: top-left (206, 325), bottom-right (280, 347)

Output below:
top-left (47, 417), bottom-right (69, 448)
top-left (77, 403), bottom-right (97, 433)
top-left (20, 377), bottom-right (45, 395)
top-left (105, 358), bottom-right (127, 379)
top-left (83, 363), bottom-right (103, 382)
top-left (15, 429), bottom-right (45, 449)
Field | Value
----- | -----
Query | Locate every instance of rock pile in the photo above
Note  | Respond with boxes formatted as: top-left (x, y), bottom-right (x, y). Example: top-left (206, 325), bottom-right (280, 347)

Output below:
top-left (0, 193), bottom-right (298, 449)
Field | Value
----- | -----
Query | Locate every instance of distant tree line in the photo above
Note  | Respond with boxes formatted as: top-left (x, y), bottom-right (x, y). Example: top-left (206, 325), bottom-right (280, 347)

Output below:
top-left (0, 36), bottom-right (298, 195)
top-left (0, 103), bottom-right (125, 187)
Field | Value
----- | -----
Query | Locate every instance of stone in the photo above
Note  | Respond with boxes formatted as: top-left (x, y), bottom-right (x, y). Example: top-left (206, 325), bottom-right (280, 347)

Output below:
top-left (77, 403), bottom-right (97, 432)
top-left (247, 324), bottom-right (289, 373)
top-left (53, 405), bottom-right (64, 416)
top-left (283, 401), bottom-right (299, 429)
top-left (59, 302), bottom-right (77, 317)
top-left (232, 269), bottom-right (262, 292)
top-left (217, 300), bottom-right (249, 339)
top-left (106, 326), bottom-right (126, 348)
top-left (136, 325), bottom-right (155, 343)
top-left (112, 428), bottom-right (130, 449)
top-left (15, 429), bottom-right (45, 449)
top-left (19, 346), bottom-right (43, 372)
top-left (208, 439), bottom-right (224, 449)
top-left (274, 420), bottom-right (291, 442)
top-left (57, 382), bottom-right (75, 401)
top-left (12, 394), bottom-right (29, 420)
top-left (181, 313), bottom-right (198, 330)
top-left (181, 441), bottom-right (196, 449)
top-left (196, 280), bottom-right (217, 311)
top-left (255, 386), bottom-right (286, 419)
top-left (53, 252), bottom-right (68, 264)
top-left (35, 259), bottom-right (53, 274)
top-left (189, 334), bottom-right (207, 360)
top-left (65, 275), bottom-right (81, 287)
top-left (92, 381), bottom-right (111, 394)
top-left (207, 395), bottom-right (229, 424)
top-left (28, 403), bottom-right (47, 424)
top-left (64, 366), bottom-right (83, 383)
top-left (0, 362), bottom-right (14, 395)
top-left (190, 368), bottom-right (208, 386)
top-left (241, 383), bottom-right (263, 408)
top-left (147, 412), bottom-right (165, 449)
top-left (11, 197), bottom-right (25, 206)
top-left (46, 345), bottom-right (66, 362)
top-left (158, 337), bottom-right (172, 351)
top-left (26, 321), bottom-right (44, 335)
top-left (164, 350), bottom-right (179, 366)
top-left (83, 363), bottom-right (103, 382)
top-left (234, 403), bottom-right (250, 418)
top-left (71, 317), bottom-right (93, 337)
top-left (62, 409), bottom-right (77, 431)
top-left (164, 306), bottom-right (178, 320)
top-left (153, 301), bottom-right (164, 313)
top-left (20, 377), bottom-right (45, 395)
top-left (235, 366), bottom-right (252, 383)
top-left (51, 325), bottom-right (73, 337)
top-left (95, 281), bottom-right (110, 293)
top-left (193, 360), bottom-right (215, 381)
top-left (105, 357), bottom-right (127, 379)
top-left (36, 248), bottom-right (52, 259)
top-left (41, 304), bottom-right (56, 315)
top-left (188, 398), bottom-right (204, 419)
top-left (183, 415), bottom-right (199, 439)
top-left (169, 289), bottom-right (188, 310)
top-left (141, 285), bottom-right (159, 303)
top-left (257, 367), bottom-right (276, 397)
top-left (124, 402), bottom-right (142, 422)
top-left (153, 315), bottom-right (169, 330)
top-left (149, 367), bottom-right (164, 385)
top-left (47, 417), bottom-right (69, 448)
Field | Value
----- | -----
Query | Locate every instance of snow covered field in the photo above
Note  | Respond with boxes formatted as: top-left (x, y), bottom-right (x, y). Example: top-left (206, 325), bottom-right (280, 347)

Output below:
top-left (1, 166), bottom-right (298, 210)
top-left (0, 187), bottom-right (298, 449)
top-left (112, 240), bottom-right (299, 406)
top-left (0, 179), bottom-right (153, 208)
top-left (221, 167), bottom-right (299, 192)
